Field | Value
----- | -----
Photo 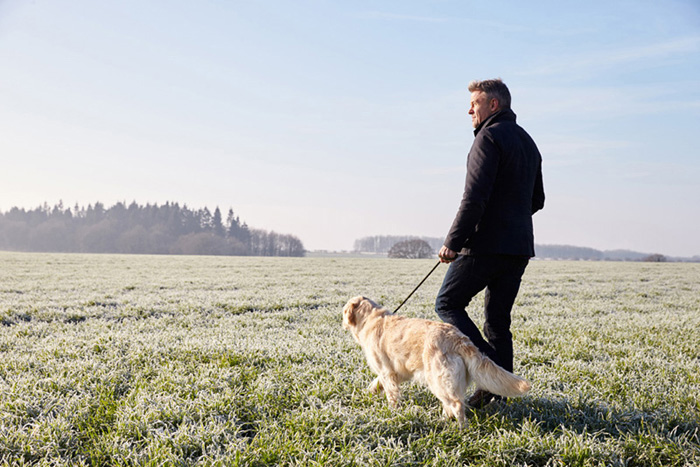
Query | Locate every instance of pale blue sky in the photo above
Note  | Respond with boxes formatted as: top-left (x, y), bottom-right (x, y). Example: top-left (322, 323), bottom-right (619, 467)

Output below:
top-left (1, 0), bottom-right (699, 256)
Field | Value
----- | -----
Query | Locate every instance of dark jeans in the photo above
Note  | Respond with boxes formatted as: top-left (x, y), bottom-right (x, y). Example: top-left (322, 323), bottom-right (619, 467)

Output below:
top-left (435, 254), bottom-right (529, 373)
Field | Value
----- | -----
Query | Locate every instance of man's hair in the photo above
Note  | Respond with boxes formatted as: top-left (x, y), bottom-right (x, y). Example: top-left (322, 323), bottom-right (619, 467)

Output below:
top-left (468, 78), bottom-right (511, 109)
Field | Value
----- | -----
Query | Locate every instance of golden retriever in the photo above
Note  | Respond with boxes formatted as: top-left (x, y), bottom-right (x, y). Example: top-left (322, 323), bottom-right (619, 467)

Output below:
top-left (342, 296), bottom-right (531, 426)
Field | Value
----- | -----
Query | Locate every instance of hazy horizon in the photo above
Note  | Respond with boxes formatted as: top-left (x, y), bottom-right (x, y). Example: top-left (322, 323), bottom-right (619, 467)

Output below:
top-left (0, 200), bottom-right (695, 259)
top-left (2, 1), bottom-right (699, 257)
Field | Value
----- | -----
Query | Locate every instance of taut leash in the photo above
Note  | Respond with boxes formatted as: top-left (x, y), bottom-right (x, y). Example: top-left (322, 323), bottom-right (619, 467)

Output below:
top-left (393, 260), bottom-right (441, 313)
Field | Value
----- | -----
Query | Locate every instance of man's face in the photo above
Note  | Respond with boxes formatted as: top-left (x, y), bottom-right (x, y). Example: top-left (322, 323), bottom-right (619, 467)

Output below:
top-left (469, 91), bottom-right (498, 128)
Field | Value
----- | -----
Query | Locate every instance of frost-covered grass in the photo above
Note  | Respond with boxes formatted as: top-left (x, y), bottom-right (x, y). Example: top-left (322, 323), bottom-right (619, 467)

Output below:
top-left (0, 251), bottom-right (698, 466)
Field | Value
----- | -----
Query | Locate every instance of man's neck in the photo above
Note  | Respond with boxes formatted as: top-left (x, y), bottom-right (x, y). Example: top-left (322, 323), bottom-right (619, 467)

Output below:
top-left (474, 109), bottom-right (503, 134)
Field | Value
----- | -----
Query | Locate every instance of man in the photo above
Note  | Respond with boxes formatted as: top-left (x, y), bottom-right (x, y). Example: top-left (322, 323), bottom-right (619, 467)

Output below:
top-left (435, 78), bottom-right (544, 408)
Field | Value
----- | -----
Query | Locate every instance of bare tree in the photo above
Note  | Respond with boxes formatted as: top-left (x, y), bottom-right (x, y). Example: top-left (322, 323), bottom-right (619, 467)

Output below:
top-left (388, 239), bottom-right (434, 259)
top-left (642, 253), bottom-right (667, 262)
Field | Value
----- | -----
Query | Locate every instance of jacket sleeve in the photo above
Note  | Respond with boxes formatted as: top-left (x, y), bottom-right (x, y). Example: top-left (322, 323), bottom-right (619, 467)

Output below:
top-left (443, 132), bottom-right (499, 252)
top-left (531, 158), bottom-right (545, 214)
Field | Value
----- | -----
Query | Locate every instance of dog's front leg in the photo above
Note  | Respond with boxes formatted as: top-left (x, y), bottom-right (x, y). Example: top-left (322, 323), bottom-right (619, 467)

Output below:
top-left (367, 377), bottom-right (384, 394)
top-left (380, 374), bottom-right (401, 407)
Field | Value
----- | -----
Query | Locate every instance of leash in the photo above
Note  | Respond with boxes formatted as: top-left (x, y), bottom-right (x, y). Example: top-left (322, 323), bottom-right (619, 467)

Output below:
top-left (393, 260), bottom-right (441, 313)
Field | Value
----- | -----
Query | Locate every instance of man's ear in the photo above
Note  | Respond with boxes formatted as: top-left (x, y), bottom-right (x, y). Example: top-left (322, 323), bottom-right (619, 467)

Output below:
top-left (489, 97), bottom-right (500, 112)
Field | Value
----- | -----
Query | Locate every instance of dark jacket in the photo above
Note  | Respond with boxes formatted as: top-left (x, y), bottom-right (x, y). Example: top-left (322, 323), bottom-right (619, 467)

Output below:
top-left (444, 108), bottom-right (545, 256)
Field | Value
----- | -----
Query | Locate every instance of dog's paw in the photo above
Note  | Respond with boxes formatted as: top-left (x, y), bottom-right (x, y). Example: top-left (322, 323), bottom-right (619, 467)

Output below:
top-left (385, 393), bottom-right (401, 408)
top-left (367, 377), bottom-right (384, 394)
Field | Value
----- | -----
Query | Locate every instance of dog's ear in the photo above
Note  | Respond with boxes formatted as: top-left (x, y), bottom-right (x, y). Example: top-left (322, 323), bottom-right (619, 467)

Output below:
top-left (343, 295), bottom-right (364, 326)
top-left (345, 305), bottom-right (355, 326)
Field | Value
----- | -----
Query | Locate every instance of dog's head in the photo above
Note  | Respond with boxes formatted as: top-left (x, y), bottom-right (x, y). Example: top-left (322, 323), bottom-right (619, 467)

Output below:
top-left (342, 295), bottom-right (386, 333)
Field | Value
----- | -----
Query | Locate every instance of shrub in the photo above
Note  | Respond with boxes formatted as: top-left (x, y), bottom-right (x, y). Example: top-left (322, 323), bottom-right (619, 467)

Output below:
top-left (388, 239), bottom-right (434, 259)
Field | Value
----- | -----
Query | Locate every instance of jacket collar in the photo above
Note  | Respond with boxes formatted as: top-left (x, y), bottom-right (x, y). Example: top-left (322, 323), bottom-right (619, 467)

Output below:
top-left (473, 108), bottom-right (517, 136)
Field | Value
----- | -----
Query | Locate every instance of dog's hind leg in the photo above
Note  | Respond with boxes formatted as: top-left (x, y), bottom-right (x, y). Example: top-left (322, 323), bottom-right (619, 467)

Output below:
top-left (427, 354), bottom-right (468, 426)
top-left (431, 374), bottom-right (466, 425)
top-left (430, 380), bottom-right (467, 427)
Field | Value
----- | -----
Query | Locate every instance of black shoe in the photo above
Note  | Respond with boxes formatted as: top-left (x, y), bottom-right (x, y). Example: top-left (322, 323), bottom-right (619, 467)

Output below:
top-left (468, 389), bottom-right (497, 408)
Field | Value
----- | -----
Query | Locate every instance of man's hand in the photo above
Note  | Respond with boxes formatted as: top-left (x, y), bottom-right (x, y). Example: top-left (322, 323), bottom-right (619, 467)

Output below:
top-left (438, 245), bottom-right (457, 263)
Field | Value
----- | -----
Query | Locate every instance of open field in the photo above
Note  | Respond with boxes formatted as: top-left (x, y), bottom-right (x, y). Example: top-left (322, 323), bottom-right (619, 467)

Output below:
top-left (1, 252), bottom-right (699, 466)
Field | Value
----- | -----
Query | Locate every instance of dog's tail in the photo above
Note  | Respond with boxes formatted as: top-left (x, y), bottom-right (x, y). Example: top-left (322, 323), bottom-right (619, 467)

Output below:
top-left (456, 338), bottom-right (531, 398)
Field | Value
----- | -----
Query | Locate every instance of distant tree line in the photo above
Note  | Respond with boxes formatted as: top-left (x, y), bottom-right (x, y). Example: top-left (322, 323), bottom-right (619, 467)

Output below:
top-left (0, 201), bottom-right (305, 257)
top-left (354, 236), bottom-right (696, 262)
top-left (534, 244), bottom-right (672, 261)
top-left (534, 244), bottom-right (605, 260)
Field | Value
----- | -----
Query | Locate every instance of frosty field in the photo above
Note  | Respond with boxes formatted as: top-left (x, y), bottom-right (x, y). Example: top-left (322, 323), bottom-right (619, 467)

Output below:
top-left (0, 251), bottom-right (699, 466)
